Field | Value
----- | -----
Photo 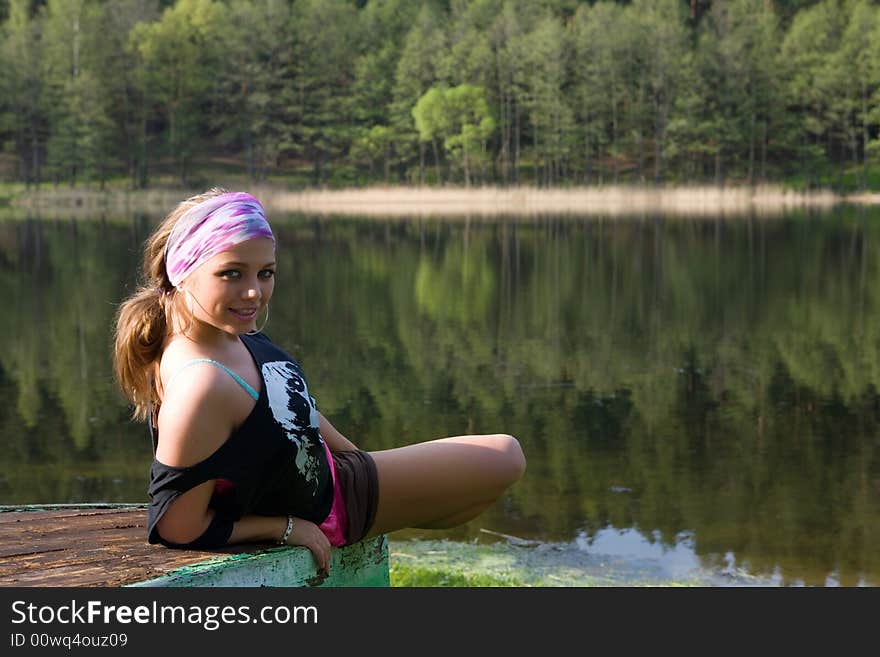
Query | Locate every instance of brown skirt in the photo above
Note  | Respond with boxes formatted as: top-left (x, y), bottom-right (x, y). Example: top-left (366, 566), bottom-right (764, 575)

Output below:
top-left (331, 449), bottom-right (379, 545)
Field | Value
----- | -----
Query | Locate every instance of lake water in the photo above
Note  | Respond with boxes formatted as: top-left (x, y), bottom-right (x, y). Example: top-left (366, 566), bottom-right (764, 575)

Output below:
top-left (1, 206), bottom-right (878, 586)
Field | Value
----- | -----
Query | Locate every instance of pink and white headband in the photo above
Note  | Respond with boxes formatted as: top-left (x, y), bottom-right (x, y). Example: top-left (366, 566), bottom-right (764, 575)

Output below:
top-left (164, 192), bottom-right (275, 287)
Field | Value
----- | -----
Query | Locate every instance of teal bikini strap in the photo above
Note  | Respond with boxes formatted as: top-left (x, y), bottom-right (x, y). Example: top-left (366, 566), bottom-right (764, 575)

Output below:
top-left (166, 358), bottom-right (259, 401)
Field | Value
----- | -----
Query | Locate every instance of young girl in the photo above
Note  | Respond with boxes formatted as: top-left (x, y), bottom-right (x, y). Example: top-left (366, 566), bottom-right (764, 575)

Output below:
top-left (113, 189), bottom-right (525, 573)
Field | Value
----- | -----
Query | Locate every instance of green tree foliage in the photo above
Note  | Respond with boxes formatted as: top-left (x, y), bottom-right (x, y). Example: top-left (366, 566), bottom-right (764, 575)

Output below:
top-left (93, 0), bottom-right (159, 189)
top-left (0, 0), bottom-right (49, 186)
top-left (348, 0), bottom-right (422, 182)
top-left (288, 0), bottom-right (360, 185)
top-left (212, 0), bottom-right (296, 183)
top-left (129, 0), bottom-right (225, 185)
top-left (43, 0), bottom-right (117, 186)
top-left (443, 84), bottom-right (496, 185)
top-left (779, 0), bottom-right (846, 187)
top-left (834, 0), bottom-right (880, 189)
top-left (350, 124), bottom-right (394, 180)
top-left (487, 1), bottom-right (527, 183)
top-left (517, 13), bottom-right (574, 185)
top-left (413, 84), bottom-right (496, 184)
top-left (1, 0), bottom-right (879, 189)
top-left (412, 86), bottom-right (449, 182)
top-left (571, 1), bottom-right (627, 183)
top-left (698, 0), bottom-right (781, 183)
top-left (391, 3), bottom-right (447, 183)
top-left (628, 0), bottom-right (691, 183)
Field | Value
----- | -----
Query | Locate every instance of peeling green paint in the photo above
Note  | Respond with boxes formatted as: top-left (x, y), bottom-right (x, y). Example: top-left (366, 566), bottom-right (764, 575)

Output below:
top-left (129, 535), bottom-right (390, 588)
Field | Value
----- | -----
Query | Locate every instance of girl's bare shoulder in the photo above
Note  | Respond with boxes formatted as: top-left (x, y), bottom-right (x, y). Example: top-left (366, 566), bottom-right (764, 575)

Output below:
top-left (158, 337), bottom-right (210, 383)
top-left (155, 340), bottom-right (243, 467)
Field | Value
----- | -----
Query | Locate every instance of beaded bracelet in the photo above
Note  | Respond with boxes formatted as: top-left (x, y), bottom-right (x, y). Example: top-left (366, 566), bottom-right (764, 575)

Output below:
top-left (279, 515), bottom-right (294, 545)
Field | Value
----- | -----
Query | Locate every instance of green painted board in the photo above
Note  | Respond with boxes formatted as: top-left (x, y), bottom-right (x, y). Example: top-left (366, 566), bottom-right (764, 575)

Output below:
top-left (128, 535), bottom-right (390, 588)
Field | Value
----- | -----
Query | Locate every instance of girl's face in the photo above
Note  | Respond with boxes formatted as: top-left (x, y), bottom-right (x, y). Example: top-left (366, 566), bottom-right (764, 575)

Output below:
top-left (177, 237), bottom-right (276, 338)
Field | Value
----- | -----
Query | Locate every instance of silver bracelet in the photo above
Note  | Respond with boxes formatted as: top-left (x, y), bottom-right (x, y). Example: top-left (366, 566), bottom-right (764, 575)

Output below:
top-left (279, 515), bottom-right (294, 545)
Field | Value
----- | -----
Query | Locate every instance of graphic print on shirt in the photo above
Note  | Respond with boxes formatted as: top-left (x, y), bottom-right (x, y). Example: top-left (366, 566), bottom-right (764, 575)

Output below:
top-left (262, 360), bottom-right (324, 492)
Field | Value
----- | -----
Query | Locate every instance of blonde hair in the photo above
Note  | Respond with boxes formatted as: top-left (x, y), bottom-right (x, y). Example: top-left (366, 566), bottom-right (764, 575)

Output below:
top-left (113, 187), bottom-right (229, 421)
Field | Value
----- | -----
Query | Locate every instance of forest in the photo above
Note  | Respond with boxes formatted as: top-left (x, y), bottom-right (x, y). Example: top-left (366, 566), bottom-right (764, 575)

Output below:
top-left (1, 0), bottom-right (879, 192)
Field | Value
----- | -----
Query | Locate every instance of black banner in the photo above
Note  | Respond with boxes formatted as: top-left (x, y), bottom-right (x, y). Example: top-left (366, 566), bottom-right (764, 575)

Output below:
top-left (0, 586), bottom-right (868, 653)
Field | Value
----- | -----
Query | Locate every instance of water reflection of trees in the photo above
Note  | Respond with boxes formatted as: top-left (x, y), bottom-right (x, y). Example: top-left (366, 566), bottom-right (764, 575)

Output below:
top-left (1, 209), bottom-right (878, 586)
top-left (1, 217), bottom-right (153, 503)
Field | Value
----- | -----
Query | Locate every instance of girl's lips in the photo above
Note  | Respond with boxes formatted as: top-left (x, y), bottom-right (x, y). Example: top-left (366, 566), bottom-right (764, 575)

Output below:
top-left (230, 308), bottom-right (257, 319)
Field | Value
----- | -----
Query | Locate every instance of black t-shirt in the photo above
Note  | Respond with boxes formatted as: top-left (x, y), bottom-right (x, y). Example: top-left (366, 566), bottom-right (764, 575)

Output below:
top-left (146, 332), bottom-right (333, 548)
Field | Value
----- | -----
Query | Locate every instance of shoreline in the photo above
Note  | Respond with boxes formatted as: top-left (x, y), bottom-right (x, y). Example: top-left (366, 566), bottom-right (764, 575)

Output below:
top-left (5, 184), bottom-right (876, 219)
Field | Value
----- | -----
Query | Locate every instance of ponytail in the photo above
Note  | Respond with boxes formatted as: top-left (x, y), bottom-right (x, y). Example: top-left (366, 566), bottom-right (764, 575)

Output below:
top-left (113, 288), bottom-right (168, 421)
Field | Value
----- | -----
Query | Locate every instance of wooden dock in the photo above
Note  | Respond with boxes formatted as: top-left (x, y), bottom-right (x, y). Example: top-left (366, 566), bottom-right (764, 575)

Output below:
top-left (0, 505), bottom-right (389, 587)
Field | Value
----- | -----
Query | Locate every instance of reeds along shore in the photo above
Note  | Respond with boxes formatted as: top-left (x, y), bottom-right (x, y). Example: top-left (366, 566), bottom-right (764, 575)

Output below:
top-left (8, 185), bottom-right (863, 219)
top-left (264, 185), bottom-right (843, 217)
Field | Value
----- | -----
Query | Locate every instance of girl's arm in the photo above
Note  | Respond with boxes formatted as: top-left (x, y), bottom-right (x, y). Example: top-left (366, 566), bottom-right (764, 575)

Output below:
top-left (160, 498), bottom-right (331, 573)
top-left (230, 514), bottom-right (331, 573)
top-left (319, 412), bottom-right (359, 452)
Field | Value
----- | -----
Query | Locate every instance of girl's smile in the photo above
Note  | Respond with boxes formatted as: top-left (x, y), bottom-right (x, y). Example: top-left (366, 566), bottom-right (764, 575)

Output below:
top-left (229, 307), bottom-right (258, 320)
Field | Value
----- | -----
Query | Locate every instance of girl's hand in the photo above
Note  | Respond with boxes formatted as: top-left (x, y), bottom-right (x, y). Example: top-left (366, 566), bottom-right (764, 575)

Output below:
top-left (286, 518), bottom-right (331, 574)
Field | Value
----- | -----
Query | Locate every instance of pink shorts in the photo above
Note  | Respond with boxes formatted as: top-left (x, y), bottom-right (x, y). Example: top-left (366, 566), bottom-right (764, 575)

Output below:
top-left (318, 441), bottom-right (348, 547)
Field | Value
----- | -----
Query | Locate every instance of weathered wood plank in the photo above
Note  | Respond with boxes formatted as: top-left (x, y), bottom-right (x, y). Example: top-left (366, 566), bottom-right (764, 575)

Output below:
top-left (0, 506), bottom-right (389, 587)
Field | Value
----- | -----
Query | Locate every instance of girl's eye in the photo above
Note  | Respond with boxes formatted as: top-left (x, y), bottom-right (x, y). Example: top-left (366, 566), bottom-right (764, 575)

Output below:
top-left (219, 270), bottom-right (241, 279)
top-left (259, 270), bottom-right (276, 280)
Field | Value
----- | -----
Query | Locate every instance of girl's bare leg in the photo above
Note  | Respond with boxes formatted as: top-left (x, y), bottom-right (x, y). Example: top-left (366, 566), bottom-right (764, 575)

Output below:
top-left (363, 434), bottom-right (526, 539)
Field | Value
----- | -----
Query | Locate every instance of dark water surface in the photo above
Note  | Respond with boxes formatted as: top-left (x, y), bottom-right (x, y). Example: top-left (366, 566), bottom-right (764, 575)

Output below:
top-left (2, 207), bottom-right (878, 586)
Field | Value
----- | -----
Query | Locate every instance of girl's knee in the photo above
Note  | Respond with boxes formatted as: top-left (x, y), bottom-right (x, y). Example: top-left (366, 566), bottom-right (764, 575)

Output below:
top-left (488, 433), bottom-right (526, 486)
